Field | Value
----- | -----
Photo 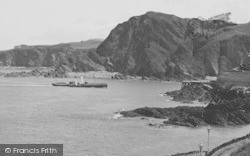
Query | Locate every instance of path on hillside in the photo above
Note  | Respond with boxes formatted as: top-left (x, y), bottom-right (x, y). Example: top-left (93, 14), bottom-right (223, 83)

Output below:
top-left (168, 151), bottom-right (206, 156)
top-left (211, 138), bottom-right (250, 156)
top-left (233, 29), bottom-right (247, 35)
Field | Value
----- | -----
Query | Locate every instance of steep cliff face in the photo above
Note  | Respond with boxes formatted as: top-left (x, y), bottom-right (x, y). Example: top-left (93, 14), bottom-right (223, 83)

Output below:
top-left (97, 11), bottom-right (250, 80)
top-left (194, 35), bottom-right (250, 76)
top-left (97, 12), bottom-right (189, 79)
top-left (0, 44), bottom-right (105, 72)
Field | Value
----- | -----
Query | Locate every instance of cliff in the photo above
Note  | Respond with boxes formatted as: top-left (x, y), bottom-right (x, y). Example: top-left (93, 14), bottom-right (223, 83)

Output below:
top-left (97, 12), bottom-right (190, 79)
top-left (97, 12), bottom-right (250, 80)
top-left (0, 43), bottom-right (106, 73)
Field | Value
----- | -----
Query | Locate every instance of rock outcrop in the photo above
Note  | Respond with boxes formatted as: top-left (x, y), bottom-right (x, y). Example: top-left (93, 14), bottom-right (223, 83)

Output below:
top-left (97, 12), bottom-right (190, 80)
top-left (121, 83), bottom-right (250, 127)
top-left (166, 81), bottom-right (213, 103)
top-left (120, 106), bottom-right (206, 127)
top-left (203, 84), bottom-right (250, 126)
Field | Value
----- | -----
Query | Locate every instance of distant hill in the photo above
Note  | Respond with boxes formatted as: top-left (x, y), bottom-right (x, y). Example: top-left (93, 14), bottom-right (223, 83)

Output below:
top-left (68, 39), bottom-right (103, 49)
top-left (0, 43), bottom-right (106, 72)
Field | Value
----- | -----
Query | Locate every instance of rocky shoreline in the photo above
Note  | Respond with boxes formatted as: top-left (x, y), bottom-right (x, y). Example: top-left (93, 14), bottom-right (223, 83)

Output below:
top-left (0, 67), bottom-right (166, 82)
top-left (2, 68), bottom-right (69, 78)
top-left (121, 106), bottom-right (206, 127)
top-left (120, 82), bottom-right (250, 127)
top-left (165, 81), bottom-right (214, 104)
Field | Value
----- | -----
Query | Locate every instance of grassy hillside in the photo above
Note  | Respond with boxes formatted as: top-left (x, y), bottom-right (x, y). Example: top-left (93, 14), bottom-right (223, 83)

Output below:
top-left (68, 39), bottom-right (103, 49)
top-left (217, 71), bottom-right (250, 87)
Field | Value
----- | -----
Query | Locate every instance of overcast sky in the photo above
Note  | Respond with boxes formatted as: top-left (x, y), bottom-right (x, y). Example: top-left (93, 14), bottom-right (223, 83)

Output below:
top-left (0, 0), bottom-right (249, 50)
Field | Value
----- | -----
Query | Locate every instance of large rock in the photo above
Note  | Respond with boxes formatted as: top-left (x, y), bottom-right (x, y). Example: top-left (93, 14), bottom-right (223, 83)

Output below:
top-left (121, 106), bottom-right (205, 127)
top-left (97, 12), bottom-right (189, 80)
top-left (166, 82), bottom-right (213, 103)
top-left (204, 85), bottom-right (250, 126)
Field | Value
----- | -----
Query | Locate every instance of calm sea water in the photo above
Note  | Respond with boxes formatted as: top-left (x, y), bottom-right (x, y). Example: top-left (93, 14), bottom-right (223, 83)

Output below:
top-left (0, 77), bottom-right (249, 156)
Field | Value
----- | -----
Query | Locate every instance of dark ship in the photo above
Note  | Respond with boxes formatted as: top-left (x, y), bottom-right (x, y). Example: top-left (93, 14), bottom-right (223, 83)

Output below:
top-left (52, 76), bottom-right (107, 88)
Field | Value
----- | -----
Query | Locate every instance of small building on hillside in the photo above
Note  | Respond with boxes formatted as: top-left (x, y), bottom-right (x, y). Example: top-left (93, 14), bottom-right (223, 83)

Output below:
top-left (14, 44), bottom-right (28, 49)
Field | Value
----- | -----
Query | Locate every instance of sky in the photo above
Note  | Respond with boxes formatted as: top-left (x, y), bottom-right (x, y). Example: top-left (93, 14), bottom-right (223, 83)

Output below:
top-left (0, 0), bottom-right (249, 50)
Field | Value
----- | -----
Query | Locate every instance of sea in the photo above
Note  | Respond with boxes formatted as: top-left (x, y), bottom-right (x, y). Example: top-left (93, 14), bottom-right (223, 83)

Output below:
top-left (0, 77), bottom-right (249, 156)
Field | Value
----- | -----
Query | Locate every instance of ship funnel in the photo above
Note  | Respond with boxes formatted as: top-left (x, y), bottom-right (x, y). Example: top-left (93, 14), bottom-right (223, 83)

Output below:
top-left (81, 76), bottom-right (84, 84)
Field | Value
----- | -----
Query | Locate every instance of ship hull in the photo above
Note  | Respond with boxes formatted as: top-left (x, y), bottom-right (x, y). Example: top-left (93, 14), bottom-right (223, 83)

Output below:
top-left (52, 82), bottom-right (69, 87)
top-left (52, 82), bottom-right (107, 88)
top-left (69, 83), bottom-right (107, 88)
